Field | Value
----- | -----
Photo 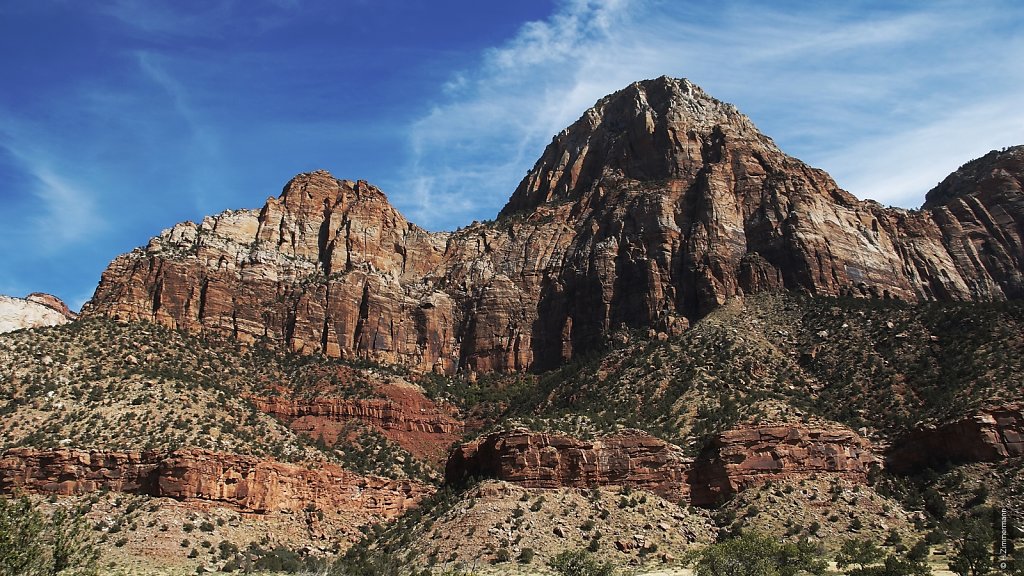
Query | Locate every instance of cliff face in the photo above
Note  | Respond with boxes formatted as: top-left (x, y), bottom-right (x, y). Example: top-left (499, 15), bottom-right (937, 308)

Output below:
top-left (81, 78), bottom-right (1024, 373)
top-left (0, 448), bottom-right (428, 516)
top-left (886, 404), bottom-right (1024, 473)
top-left (250, 381), bottom-right (464, 463)
top-left (445, 429), bottom-right (692, 501)
top-left (688, 424), bottom-right (881, 506)
top-left (445, 422), bottom-right (881, 507)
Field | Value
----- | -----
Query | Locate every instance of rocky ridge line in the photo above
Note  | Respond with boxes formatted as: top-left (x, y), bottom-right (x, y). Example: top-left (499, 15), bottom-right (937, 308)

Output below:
top-left (81, 78), bottom-right (1024, 373)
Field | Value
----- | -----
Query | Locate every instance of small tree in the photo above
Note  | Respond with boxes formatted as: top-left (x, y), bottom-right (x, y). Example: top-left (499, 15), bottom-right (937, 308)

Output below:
top-left (0, 495), bottom-right (99, 576)
top-left (836, 538), bottom-right (884, 574)
top-left (948, 514), bottom-right (994, 576)
top-left (0, 495), bottom-right (48, 576)
top-left (876, 554), bottom-right (932, 576)
top-left (50, 507), bottom-right (100, 575)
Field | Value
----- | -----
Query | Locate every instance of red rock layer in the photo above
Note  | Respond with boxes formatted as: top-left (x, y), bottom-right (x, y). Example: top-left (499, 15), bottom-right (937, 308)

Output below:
top-left (25, 293), bottom-right (78, 320)
top-left (81, 78), bottom-right (1024, 373)
top-left (0, 293), bottom-right (75, 333)
top-left (251, 384), bottom-right (464, 463)
top-left (688, 424), bottom-right (881, 506)
top-left (446, 423), bottom-right (880, 507)
top-left (0, 448), bottom-right (429, 517)
top-left (885, 404), bottom-right (1024, 473)
top-left (445, 428), bottom-right (692, 501)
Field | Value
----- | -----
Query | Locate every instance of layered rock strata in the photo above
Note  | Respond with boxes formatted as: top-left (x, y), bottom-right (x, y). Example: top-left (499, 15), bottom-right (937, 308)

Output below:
top-left (251, 386), bottom-right (464, 462)
top-left (445, 429), bottom-right (692, 501)
top-left (0, 448), bottom-right (428, 516)
top-left (885, 404), bottom-right (1024, 473)
top-left (688, 424), bottom-right (881, 506)
top-left (81, 78), bottom-right (1024, 372)
top-left (446, 423), bottom-right (881, 507)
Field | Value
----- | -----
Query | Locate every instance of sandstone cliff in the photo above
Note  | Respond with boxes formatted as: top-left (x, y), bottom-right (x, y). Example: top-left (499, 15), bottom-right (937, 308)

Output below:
top-left (885, 404), bottom-right (1024, 473)
top-left (688, 423), bottom-right (881, 506)
top-left (0, 448), bottom-right (428, 516)
top-left (447, 422), bottom-right (882, 508)
top-left (0, 293), bottom-right (76, 333)
top-left (81, 78), bottom-right (1024, 373)
top-left (251, 380), bottom-right (464, 462)
top-left (445, 428), bottom-right (692, 501)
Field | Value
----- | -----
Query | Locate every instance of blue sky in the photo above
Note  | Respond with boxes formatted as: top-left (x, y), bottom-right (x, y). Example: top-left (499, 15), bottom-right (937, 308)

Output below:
top-left (1, 1), bottom-right (1022, 310)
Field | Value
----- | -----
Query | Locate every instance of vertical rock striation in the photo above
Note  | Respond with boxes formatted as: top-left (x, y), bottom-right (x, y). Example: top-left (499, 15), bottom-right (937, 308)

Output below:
top-left (81, 78), bottom-right (1024, 373)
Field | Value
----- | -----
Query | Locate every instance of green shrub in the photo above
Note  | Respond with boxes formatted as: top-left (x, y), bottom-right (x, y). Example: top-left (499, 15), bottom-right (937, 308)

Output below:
top-left (549, 549), bottom-right (614, 576)
top-left (685, 532), bottom-right (826, 576)
top-left (494, 547), bottom-right (511, 563)
top-left (0, 496), bottom-right (99, 576)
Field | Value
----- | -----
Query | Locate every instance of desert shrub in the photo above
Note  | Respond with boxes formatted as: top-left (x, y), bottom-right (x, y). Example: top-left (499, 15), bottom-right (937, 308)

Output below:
top-left (549, 549), bottom-right (614, 576)
top-left (685, 532), bottom-right (826, 576)
top-left (0, 495), bottom-right (99, 576)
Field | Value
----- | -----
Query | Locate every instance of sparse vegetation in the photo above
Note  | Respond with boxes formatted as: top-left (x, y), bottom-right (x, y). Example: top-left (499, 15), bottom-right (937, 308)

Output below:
top-left (0, 495), bottom-right (99, 576)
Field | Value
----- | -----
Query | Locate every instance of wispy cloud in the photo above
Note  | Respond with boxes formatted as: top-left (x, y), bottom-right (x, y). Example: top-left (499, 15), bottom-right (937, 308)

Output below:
top-left (394, 0), bottom-right (1024, 229)
top-left (0, 130), bottom-right (107, 254)
top-left (100, 0), bottom-right (230, 38)
top-left (820, 95), bottom-right (1024, 208)
top-left (134, 51), bottom-right (226, 215)
top-left (29, 168), bottom-right (107, 250)
top-left (100, 0), bottom-right (301, 40)
top-left (394, 0), bottom-right (633, 229)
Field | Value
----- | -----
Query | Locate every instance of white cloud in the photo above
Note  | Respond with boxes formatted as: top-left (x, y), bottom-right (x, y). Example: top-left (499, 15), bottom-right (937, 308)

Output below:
top-left (393, 0), bottom-right (1024, 229)
top-left (819, 95), bottom-right (1024, 208)
top-left (0, 132), bottom-right (107, 254)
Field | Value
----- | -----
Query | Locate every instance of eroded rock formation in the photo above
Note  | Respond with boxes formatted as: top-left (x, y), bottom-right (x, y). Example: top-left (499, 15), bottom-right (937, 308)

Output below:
top-left (0, 448), bottom-right (428, 516)
top-left (446, 422), bottom-right (882, 507)
top-left (445, 428), bottom-right (692, 501)
top-left (0, 293), bottom-right (76, 333)
top-left (688, 423), bottom-right (881, 506)
top-left (251, 381), bottom-right (464, 462)
top-left (81, 77), bottom-right (1024, 372)
top-left (885, 404), bottom-right (1024, 473)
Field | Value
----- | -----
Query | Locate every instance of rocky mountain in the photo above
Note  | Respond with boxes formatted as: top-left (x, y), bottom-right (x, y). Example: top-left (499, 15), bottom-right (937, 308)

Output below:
top-left (4, 77), bottom-right (1024, 574)
top-left (82, 77), bottom-right (1024, 375)
top-left (0, 292), bottom-right (76, 333)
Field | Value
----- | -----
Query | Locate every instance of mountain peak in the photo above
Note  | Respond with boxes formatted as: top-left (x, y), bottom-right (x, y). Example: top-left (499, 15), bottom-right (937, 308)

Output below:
top-left (83, 78), bottom-right (1024, 373)
top-left (923, 145), bottom-right (1024, 209)
top-left (499, 76), bottom-right (778, 218)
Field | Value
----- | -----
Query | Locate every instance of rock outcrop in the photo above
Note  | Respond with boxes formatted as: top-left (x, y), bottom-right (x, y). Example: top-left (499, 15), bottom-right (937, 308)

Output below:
top-left (885, 404), bottom-right (1024, 473)
top-left (688, 423), bottom-right (881, 506)
top-left (445, 428), bottom-right (692, 501)
top-left (0, 448), bottom-right (428, 516)
top-left (446, 423), bottom-right (882, 507)
top-left (0, 293), bottom-right (76, 333)
top-left (251, 382), bottom-right (464, 462)
top-left (81, 78), bottom-right (1024, 372)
